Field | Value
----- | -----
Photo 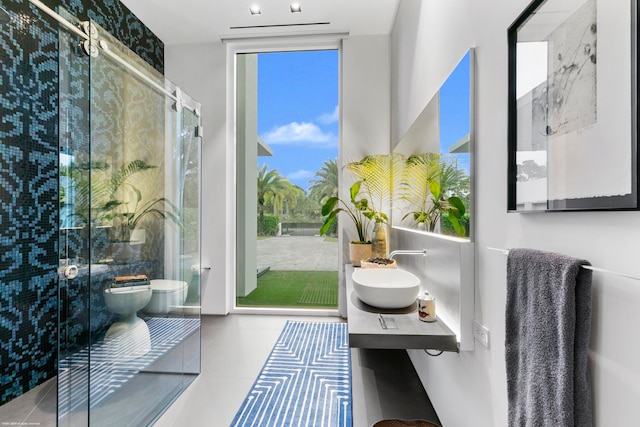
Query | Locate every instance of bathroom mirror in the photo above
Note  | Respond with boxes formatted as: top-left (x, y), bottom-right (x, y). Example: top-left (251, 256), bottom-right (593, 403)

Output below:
top-left (392, 49), bottom-right (475, 240)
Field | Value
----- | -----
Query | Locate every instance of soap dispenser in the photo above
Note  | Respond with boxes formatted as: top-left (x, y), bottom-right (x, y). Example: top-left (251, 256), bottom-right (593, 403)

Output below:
top-left (417, 291), bottom-right (436, 322)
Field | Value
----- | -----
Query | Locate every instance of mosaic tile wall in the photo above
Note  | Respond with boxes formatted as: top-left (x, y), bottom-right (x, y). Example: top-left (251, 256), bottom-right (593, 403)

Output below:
top-left (0, 0), bottom-right (163, 405)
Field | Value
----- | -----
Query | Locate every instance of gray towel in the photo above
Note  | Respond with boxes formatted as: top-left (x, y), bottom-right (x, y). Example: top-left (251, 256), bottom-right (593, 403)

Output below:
top-left (505, 248), bottom-right (592, 426)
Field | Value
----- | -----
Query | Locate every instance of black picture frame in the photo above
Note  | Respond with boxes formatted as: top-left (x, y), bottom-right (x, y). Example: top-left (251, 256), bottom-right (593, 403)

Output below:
top-left (508, 0), bottom-right (639, 211)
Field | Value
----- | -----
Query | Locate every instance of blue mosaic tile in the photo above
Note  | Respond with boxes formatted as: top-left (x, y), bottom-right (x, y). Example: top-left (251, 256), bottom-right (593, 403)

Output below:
top-left (0, 0), bottom-right (164, 405)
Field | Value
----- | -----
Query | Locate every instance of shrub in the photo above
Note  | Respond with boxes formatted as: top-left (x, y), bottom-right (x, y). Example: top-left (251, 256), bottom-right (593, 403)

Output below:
top-left (441, 213), bottom-right (470, 237)
top-left (259, 215), bottom-right (279, 236)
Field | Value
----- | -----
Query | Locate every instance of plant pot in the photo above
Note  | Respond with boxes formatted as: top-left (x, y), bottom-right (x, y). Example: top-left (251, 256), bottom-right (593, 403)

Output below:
top-left (349, 242), bottom-right (372, 267)
top-left (360, 258), bottom-right (397, 269)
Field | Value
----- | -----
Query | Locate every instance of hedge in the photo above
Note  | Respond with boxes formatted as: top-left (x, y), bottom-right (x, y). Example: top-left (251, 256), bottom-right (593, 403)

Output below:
top-left (259, 214), bottom-right (279, 236)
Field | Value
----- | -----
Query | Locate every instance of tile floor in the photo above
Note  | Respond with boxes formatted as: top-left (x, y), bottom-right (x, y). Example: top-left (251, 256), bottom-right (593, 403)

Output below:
top-left (0, 314), bottom-right (342, 427)
top-left (0, 318), bottom-right (201, 427)
top-left (153, 314), bottom-right (344, 427)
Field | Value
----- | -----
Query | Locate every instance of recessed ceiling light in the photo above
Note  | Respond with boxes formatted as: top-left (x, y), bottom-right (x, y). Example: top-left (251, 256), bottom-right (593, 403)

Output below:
top-left (250, 5), bottom-right (261, 15)
top-left (290, 3), bottom-right (302, 13)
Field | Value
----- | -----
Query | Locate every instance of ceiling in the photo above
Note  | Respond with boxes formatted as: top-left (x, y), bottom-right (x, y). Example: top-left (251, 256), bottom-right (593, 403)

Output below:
top-left (119, 0), bottom-right (400, 46)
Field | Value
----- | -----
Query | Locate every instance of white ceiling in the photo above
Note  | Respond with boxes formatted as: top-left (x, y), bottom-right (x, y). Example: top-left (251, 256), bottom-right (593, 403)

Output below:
top-left (119, 0), bottom-right (400, 46)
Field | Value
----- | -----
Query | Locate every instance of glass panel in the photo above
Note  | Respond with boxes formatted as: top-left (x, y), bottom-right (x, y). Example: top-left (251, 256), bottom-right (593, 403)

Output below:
top-left (0, 3), bottom-right (200, 425)
top-left (58, 9), bottom-right (92, 427)
top-left (55, 9), bottom-right (202, 426)
top-left (178, 107), bottom-right (201, 380)
top-left (85, 19), bottom-right (201, 426)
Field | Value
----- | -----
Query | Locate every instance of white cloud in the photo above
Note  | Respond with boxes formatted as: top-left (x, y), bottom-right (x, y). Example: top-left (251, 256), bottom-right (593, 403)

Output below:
top-left (317, 106), bottom-right (339, 124)
top-left (287, 169), bottom-right (314, 181)
top-left (262, 121), bottom-right (336, 147)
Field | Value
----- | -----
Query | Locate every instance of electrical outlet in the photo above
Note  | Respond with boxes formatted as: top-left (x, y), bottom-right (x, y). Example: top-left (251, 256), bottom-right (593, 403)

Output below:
top-left (473, 320), bottom-right (490, 348)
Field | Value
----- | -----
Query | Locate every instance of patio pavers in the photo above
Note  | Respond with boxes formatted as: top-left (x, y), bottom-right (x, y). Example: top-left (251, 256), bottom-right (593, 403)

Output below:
top-left (257, 236), bottom-right (338, 272)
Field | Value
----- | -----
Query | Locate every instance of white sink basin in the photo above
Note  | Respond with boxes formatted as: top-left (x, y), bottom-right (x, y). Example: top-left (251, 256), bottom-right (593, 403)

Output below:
top-left (352, 268), bottom-right (421, 309)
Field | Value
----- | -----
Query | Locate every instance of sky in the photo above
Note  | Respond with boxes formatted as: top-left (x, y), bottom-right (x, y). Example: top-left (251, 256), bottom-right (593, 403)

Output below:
top-left (439, 50), bottom-right (471, 174)
top-left (256, 49), bottom-right (469, 189)
top-left (257, 50), bottom-right (339, 192)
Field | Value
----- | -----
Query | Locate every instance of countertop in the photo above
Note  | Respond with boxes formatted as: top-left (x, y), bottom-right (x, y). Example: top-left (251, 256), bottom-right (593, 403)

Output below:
top-left (346, 264), bottom-right (459, 352)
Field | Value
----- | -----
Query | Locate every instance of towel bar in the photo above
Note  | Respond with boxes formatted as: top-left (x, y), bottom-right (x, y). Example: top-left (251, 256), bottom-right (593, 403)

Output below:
top-left (487, 246), bottom-right (640, 282)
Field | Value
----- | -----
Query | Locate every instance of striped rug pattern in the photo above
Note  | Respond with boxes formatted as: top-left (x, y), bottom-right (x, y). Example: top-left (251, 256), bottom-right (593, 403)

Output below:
top-left (231, 321), bottom-right (352, 427)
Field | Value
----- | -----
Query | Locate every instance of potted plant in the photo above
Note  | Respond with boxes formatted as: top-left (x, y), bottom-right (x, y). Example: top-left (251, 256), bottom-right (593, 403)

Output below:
top-left (61, 157), bottom-right (181, 263)
top-left (346, 153), bottom-right (403, 257)
top-left (320, 154), bottom-right (403, 265)
top-left (93, 160), bottom-right (181, 260)
top-left (400, 153), bottom-right (468, 236)
top-left (319, 180), bottom-right (373, 266)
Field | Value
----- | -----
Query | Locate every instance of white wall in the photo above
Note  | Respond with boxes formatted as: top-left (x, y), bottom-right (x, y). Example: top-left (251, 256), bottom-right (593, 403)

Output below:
top-left (342, 36), bottom-right (391, 161)
top-left (235, 54), bottom-right (258, 298)
top-left (391, 0), bottom-right (640, 425)
top-left (165, 42), bottom-right (229, 314)
top-left (165, 35), bottom-right (392, 316)
top-left (340, 35), bottom-right (392, 316)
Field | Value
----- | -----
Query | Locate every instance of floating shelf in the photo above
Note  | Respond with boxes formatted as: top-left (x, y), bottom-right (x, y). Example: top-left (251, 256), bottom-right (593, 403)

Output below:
top-left (345, 264), bottom-right (459, 352)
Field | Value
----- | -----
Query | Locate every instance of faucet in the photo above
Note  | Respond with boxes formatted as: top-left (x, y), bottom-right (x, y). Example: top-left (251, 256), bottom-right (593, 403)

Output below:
top-left (388, 249), bottom-right (427, 260)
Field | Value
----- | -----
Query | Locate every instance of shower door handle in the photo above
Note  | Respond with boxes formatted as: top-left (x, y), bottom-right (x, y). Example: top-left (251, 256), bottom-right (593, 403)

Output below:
top-left (61, 265), bottom-right (79, 280)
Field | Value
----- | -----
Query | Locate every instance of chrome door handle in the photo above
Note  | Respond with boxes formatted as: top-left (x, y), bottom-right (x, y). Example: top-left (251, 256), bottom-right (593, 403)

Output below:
top-left (62, 265), bottom-right (78, 279)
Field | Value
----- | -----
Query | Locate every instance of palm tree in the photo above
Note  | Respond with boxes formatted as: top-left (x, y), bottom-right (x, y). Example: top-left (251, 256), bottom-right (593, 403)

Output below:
top-left (346, 153), bottom-right (404, 224)
top-left (308, 158), bottom-right (338, 204)
top-left (267, 181), bottom-right (304, 217)
top-left (439, 156), bottom-right (470, 198)
top-left (257, 164), bottom-right (289, 234)
top-left (400, 153), bottom-right (467, 236)
top-left (400, 153), bottom-right (441, 221)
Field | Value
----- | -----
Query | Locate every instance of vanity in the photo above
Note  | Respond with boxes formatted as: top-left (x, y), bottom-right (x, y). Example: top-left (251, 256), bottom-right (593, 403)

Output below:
top-left (346, 264), bottom-right (458, 352)
top-left (343, 46), bottom-right (475, 426)
top-left (346, 264), bottom-right (460, 426)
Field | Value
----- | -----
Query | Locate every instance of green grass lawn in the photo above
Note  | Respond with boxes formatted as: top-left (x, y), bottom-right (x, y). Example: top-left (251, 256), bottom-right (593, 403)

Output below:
top-left (237, 270), bottom-right (338, 308)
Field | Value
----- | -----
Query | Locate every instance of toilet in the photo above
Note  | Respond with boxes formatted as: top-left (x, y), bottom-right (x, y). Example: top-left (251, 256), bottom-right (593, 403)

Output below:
top-left (103, 285), bottom-right (152, 359)
top-left (144, 279), bottom-right (188, 315)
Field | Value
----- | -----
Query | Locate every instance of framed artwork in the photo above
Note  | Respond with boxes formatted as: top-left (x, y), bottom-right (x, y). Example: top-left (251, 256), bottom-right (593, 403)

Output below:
top-left (507, 0), bottom-right (639, 211)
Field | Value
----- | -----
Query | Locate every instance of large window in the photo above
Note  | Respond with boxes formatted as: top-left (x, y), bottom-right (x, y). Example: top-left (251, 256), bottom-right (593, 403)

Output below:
top-left (235, 50), bottom-right (339, 311)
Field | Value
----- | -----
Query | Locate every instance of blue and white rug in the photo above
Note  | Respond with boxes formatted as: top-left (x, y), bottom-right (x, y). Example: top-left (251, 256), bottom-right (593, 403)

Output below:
top-left (231, 321), bottom-right (352, 427)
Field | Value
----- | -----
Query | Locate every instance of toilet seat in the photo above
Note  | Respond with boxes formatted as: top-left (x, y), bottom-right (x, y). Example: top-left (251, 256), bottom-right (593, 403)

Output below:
top-left (105, 284), bottom-right (151, 294)
top-left (150, 279), bottom-right (188, 292)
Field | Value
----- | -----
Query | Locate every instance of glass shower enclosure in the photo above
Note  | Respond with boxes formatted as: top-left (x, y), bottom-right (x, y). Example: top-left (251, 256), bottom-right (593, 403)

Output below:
top-left (57, 10), bottom-right (202, 427)
top-left (1, 1), bottom-right (201, 425)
